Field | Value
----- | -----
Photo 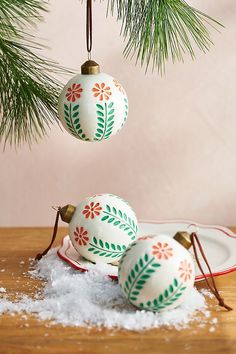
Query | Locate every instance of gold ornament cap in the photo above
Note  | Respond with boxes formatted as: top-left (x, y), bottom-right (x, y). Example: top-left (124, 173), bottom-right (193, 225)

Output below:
top-left (81, 60), bottom-right (100, 75)
top-left (174, 231), bottom-right (192, 250)
top-left (59, 204), bottom-right (76, 224)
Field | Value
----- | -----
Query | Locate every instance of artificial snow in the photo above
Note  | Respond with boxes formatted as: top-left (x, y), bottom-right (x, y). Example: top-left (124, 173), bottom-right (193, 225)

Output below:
top-left (0, 248), bottom-right (213, 331)
top-left (200, 288), bottom-right (215, 299)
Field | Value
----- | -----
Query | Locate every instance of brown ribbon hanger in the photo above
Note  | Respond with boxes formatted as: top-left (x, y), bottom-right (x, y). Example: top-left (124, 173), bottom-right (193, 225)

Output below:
top-left (190, 232), bottom-right (232, 311)
top-left (86, 0), bottom-right (92, 59)
top-left (35, 207), bottom-right (61, 261)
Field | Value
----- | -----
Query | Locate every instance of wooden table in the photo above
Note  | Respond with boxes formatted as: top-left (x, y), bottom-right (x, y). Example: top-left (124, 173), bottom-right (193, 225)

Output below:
top-left (0, 227), bottom-right (235, 354)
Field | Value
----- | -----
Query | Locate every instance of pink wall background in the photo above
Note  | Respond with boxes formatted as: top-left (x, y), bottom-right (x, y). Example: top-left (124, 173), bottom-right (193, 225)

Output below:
top-left (1, 0), bottom-right (236, 227)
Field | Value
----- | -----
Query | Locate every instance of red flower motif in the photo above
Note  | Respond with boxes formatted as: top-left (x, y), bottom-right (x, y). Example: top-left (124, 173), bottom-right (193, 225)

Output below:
top-left (179, 260), bottom-right (193, 282)
top-left (74, 226), bottom-right (89, 246)
top-left (113, 79), bottom-right (125, 93)
top-left (66, 83), bottom-right (83, 102)
top-left (82, 202), bottom-right (102, 219)
top-left (152, 242), bottom-right (173, 260)
top-left (92, 83), bottom-right (111, 101)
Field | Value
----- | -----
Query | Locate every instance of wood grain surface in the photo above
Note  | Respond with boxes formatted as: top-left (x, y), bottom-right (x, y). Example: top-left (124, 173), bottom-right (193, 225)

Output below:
top-left (0, 227), bottom-right (235, 354)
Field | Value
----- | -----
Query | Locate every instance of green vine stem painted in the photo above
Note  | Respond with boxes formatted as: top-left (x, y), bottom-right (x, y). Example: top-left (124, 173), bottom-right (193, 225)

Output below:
top-left (121, 97), bottom-right (128, 128)
top-left (101, 205), bottom-right (138, 240)
top-left (94, 102), bottom-right (115, 141)
top-left (64, 103), bottom-right (89, 141)
top-left (88, 236), bottom-right (127, 258)
top-left (139, 278), bottom-right (187, 311)
top-left (123, 254), bottom-right (160, 302)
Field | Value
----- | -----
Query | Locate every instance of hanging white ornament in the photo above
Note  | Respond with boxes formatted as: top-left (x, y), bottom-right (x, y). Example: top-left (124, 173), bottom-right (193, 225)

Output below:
top-left (58, 61), bottom-right (128, 142)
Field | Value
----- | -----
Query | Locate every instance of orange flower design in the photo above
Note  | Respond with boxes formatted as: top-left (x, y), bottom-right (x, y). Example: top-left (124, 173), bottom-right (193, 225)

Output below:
top-left (92, 83), bottom-right (111, 101)
top-left (152, 242), bottom-right (173, 260)
top-left (179, 260), bottom-right (193, 282)
top-left (74, 227), bottom-right (89, 246)
top-left (82, 202), bottom-right (102, 219)
top-left (66, 83), bottom-right (83, 102)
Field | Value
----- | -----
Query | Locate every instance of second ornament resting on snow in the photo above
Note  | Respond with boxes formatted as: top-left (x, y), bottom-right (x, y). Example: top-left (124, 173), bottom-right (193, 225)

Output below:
top-left (58, 60), bottom-right (128, 142)
top-left (118, 233), bottom-right (195, 312)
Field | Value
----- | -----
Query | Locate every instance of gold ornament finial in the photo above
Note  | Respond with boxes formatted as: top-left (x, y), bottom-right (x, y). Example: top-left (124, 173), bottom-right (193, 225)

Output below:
top-left (174, 231), bottom-right (192, 250)
top-left (81, 60), bottom-right (100, 75)
top-left (60, 204), bottom-right (76, 223)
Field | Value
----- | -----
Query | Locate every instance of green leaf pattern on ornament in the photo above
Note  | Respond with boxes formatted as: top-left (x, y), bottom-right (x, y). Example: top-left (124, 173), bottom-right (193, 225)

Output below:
top-left (123, 254), bottom-right (161, 302)
top-left (101, 205), bottom-right (138, 240)
top-left (139, 278), bottom-right (187, 311)
top-left (88, 236), bottom-right (127, 258)
top-left (121, 97), bottom-right (128, 127)
top-left (63, 103), bottom-right (89, 141)
top-left (94, 102), bottom-right (115, 140)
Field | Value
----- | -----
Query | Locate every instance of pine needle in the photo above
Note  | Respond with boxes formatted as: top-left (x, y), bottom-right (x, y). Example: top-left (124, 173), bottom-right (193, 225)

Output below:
top-left (0, 0), bottom-right (69, 147)
top-left (107, 0), bottom-right (223, 73)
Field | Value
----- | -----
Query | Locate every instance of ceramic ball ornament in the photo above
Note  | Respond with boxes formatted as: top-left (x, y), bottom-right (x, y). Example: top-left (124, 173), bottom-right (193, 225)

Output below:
top-left (59, 193), bottom-right (138, 264)
top-left (58, 60), bottom-right (128, 142)
top-left (118, 233), bottom-right (195, 312)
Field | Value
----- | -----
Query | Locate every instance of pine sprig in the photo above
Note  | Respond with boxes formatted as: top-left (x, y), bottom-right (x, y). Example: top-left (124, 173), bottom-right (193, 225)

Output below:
top-left (108, 0), bottom-right (223, 73)
top-left (0, 0), bottom-right (69, 147)
top-left (0, 0), bottom-right (45, 30)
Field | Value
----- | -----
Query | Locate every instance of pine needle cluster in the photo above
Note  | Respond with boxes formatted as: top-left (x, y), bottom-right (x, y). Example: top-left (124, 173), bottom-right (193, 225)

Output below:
top-left (0, 0), bottom-right (65, 147)
top-left (108, 0), bottom-right (222, 73)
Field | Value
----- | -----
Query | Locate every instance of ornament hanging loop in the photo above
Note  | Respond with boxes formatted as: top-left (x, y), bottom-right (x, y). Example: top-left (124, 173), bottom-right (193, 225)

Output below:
top-left (186, 223), bottom-right (199, 234)
top-left (35, 206), bottom-right (62, 261)
top-left (190, 232), bottom-right (233, 311)
top-left (86, 0), bottom-right (93, 58)
top-left (52, 206), bottom-right (60, 212)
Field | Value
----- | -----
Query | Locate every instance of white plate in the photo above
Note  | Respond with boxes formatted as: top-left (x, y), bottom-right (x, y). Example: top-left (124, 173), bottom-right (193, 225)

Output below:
top-left (57, 220), bottom-right (236, 281)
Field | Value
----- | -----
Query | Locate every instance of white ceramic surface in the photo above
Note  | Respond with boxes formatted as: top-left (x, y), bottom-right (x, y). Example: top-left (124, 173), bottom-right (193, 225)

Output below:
top-left (118, 235), bottom-right (195, 312)
top-left (58, 220), bottom-right (236, 281)
top-left (68, 193), bottom-right (138, 263)
top-left (58, 72), bottom-right (128, 141)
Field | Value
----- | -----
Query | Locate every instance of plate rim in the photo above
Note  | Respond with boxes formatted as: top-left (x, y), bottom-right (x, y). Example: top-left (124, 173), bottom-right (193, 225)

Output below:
top-left (139, 219), bottom-right (236, 239)
top-left (57, 219), bottom-right (236, 281)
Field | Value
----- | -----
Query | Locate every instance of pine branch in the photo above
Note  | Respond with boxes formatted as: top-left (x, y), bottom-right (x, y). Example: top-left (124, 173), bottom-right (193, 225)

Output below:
top-left (107, 0), bottom-right (223, 73)
top-left (0, 0), bottom-right (69, 147)
top-left (0, 0), bottom-right (45, 30)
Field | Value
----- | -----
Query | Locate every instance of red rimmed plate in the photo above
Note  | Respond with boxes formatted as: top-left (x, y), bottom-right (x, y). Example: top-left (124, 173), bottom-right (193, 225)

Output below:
top-left (57, 220), bottom-right (236, 281)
